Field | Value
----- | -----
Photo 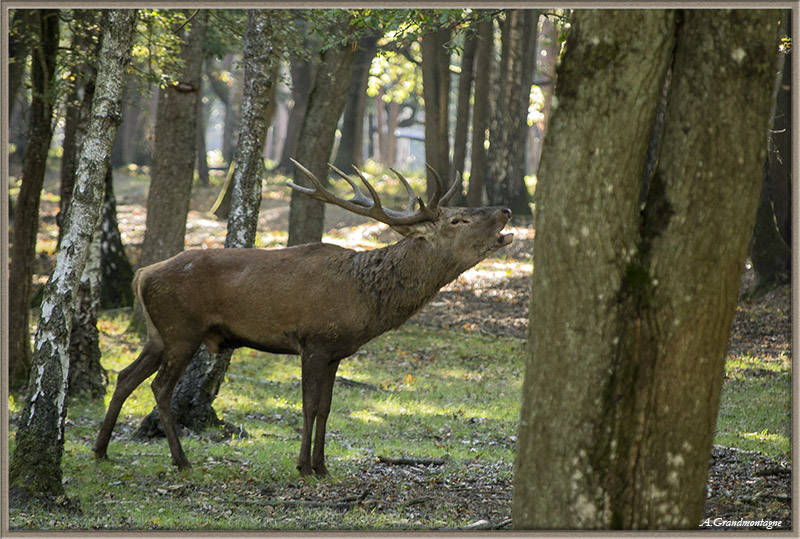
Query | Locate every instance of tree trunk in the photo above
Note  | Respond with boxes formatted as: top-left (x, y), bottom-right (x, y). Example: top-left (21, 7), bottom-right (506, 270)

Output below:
top-left (209, 60), bottom-right (278, 221)
top-left (8, 9), bottom-right (33, 121)
top-left (100, 167), bottom-right (134, 309)
top-left (135, 10), bottom-right (283, 438)
top-left (485, 9), bottom-right (538, 220)
top-left (451, 26), bottom-right (478, 205)
top-left (465, 16), bottom-right (493, 207)
top-left (749, 160), bottom-right (791, 295)
top-left (287, 22), bottom-right (359, 247)
top-left (513, 9), bottom-right (778, 529)
top-left (421, 25), bottom-right (452, 199)
top-left (333, 33), bottom-right (380, 170)
top-left (58, 9), bottom-right (102, 246)
top-left (138, 9), bottom-right (207, 268)
top-left (196, 73), bottom-right (211, 186)
top-left (766, 19), bottom-right (791, 245)
top-left (8, 9), bottom-right (60, 391)
top-left (275, 16), bottom-right (318, 173)
top-left (67, 211), bottom-right (106, 400)
top-left (8, 9), bottom-right (136, 506)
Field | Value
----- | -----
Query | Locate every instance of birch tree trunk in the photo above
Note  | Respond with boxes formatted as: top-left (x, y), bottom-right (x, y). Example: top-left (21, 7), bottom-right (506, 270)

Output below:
top-left (513, 9), bottom-right (779, 529)
top-left (9, 9), bottom-right (136, 506)
top-left (135, 9), bottom-right (283, 438)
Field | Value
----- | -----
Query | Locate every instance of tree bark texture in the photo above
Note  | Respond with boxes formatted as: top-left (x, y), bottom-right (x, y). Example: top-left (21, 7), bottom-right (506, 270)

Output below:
top-left (138, 9), bottom-right (207, 268)
top-left (276, 16), bottom-right (319, 173)
top-left (485, 9), bottom-right (538, 219)
top-left (421, 26), bottom-right (452, 200)
top-left (767, 12), bottom-right (791, 245)
top-left (749, 161), bottom-right (791, 295)
top-left (513, 9), bottom-right (779, 529)
top-left (8, 9), bottom-right (60, 390)
top-left (100, 167), bottom-right (135, 308)
top-left (67, 215), bottom-right (106, 400)
top-left (58, 9), bottom-right (102, 245)
top-left (333, 33), bottom-right (380, 171)
top-left (136, 10), bottom-right (284, 438)
top-left (8, 9), bottom-right (34, 121)
top-left (465, 16), bottom-right (494, 207)
top-left (9, 9), bottom-right (136, 505)
top-left (287, 22), bottom-right (359, 247)
top-left (451, 25), bottom-right (478, 206)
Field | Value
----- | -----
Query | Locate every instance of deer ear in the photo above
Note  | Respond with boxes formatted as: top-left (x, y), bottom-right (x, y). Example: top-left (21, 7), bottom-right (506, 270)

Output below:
top-left (390, 221), bottom-right (437, 240)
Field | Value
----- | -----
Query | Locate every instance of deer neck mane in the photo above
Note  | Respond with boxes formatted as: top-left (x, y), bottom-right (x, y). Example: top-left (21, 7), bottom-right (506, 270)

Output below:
top-left (349, 237), bottom-right (458, 329)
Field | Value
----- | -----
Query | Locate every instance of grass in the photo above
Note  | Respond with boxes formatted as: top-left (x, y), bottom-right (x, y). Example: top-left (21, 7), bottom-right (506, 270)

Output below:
top-left (9, 316), bottom-right (523, 530)
top-left (715, 353), bottom-right (792, 457)
top-left (7, 304), bottom-right (790, 530)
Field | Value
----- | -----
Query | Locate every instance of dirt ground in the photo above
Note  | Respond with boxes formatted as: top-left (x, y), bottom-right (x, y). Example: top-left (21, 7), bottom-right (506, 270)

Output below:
top-left (28, 180), bottom-right (793, 530)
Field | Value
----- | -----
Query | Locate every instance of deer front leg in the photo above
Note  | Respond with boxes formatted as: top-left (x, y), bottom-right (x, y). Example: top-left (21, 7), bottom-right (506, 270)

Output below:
top-left (311, 360), bottom-right (341, 476)
top-left (297, 350), bottom-right (330, 476)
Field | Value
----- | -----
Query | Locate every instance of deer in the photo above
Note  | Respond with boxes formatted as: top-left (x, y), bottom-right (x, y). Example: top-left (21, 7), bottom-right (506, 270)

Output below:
top-left (93, 159), bottom-right (514, 476)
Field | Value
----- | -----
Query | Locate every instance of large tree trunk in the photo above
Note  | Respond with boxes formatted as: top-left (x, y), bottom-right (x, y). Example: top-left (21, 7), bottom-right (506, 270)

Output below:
top-left (138, 9), bottom-right (207, 268)
top-left (465, 16), bottom-right (493, 207)
top-left (420, 25), bottom-right (452, 199)
top-left (135, 10), bottom-right (283, 439)
top-left (485, 9), bottom-right (538, 220)
top-left (8, 9), bottom-right (60, 391)
top-left (287, 21), bottom-right (359, 247)
top-left (333, 33), bottom-right (380, 170)
top-left (8, 9), bottom-right (136, 506)
top-left (513, 9), bottom-right (778, 530)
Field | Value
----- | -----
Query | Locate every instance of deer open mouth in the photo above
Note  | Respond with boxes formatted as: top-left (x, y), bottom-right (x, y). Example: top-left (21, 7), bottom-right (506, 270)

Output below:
top-left (498, 231), bottom-right (514, 247)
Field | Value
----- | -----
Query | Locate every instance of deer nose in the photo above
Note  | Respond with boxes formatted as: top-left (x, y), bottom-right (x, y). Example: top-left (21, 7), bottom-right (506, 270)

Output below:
top-left (501, 208), bottom-right (512, 218)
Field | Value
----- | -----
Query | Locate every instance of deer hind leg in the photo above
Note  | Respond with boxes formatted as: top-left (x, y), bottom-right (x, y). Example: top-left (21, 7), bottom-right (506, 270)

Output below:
top-left (297, 350), bottom-right (332, 476)
top-left (150, 342), bottom-right (198, 470)
top-left (311, 360), bottom-right (341, 476)
top-left (94, 339), bottom-right (163, 460)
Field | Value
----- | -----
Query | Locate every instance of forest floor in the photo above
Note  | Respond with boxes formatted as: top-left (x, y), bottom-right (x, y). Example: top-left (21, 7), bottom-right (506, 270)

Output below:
top-left (13, 169), bottom-right (794, 531)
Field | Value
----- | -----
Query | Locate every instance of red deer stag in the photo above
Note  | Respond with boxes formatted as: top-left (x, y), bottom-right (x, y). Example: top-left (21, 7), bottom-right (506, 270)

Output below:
top-left (94, 159), bottom-right (514, 476)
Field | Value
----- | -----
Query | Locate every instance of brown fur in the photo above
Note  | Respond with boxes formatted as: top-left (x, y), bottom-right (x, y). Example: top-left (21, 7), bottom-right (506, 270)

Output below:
top-left (94, 197), bottom-right (513, 476)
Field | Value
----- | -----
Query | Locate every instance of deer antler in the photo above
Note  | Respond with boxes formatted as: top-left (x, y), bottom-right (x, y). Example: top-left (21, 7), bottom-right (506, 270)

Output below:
top-left (287, 159), bottom-right (456, 226)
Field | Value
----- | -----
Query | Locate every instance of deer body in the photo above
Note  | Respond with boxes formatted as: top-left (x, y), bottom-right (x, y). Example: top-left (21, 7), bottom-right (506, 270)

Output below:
top-left (94, 161), bottom-right (513, 475)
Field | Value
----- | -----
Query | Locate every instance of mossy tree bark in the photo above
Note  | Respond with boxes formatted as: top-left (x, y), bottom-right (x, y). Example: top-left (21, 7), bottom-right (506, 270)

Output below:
top-left (513, 9), bottom-right (778, 529)
top-left (9, 9), bottom-right (137, 506)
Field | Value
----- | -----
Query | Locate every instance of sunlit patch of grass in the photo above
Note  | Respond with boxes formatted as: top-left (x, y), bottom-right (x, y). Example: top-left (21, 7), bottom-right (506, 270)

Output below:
top-left (715, 352), bottom-right (791, 458)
